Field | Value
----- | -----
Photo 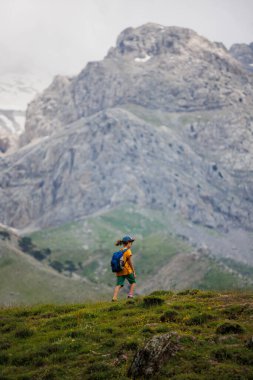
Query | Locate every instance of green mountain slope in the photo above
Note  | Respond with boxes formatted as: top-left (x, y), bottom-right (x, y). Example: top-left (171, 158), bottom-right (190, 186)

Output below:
top-left (1, 206), bottom-right (252, 307)
top-left (1, 290), bottom-right (253, 379)
top-left (30, 206), bottom-right (253, 294)
top-left (0, 228), bottom-right (109, 306)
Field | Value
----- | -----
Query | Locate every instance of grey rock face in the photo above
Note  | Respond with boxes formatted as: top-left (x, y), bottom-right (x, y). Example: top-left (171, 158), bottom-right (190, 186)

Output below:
top-left (128, 332), bottom-right (181, 378)
top-left (1, 106), bottom-right (253, 231)
top-left (1, 23), bottom-right (253, 233)
top-left (229, 43), bottom-right (253, 72)
top-left (0, 110), bottom-right (25, 154)
top-left (20, 75), bottom-right (77, 146)
top-left (21, 24), bottom-right (253, 146)
top-left (0, 108), bottom-right (222, 228)
top-left (76, 24), bottom-right (252, 117)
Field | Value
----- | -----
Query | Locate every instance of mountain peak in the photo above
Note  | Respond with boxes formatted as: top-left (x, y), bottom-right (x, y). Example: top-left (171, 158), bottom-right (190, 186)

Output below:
top-left (107, 23), bottom-right (223, 60)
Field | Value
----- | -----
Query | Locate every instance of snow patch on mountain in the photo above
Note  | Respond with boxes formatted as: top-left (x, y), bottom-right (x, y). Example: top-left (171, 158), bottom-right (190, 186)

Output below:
top-left (0, 114), bottom-right (14, 132)
top-left (134, 54), bottom-right (151, 63)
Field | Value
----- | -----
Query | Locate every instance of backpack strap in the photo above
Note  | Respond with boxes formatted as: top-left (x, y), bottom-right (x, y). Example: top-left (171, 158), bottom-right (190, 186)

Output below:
top-left (121, 248), bottom-right (129, 262)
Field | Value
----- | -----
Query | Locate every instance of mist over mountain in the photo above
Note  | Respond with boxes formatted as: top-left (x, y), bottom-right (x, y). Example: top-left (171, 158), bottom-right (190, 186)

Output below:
top-left (1, 23), bottom-right (253, 268)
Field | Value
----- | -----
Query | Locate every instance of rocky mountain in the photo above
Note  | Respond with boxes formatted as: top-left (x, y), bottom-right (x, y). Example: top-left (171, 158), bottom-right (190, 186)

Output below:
top-left (0, 24), bottom-right (253, 255)
top-left (0, 109), bottom-right (25, 154)
top-left (21, 24), bottom-right (253, 145)
top-left (229, 42), bottom-right (253, 72)
top-left (0, 74), bottom-right (50, 155)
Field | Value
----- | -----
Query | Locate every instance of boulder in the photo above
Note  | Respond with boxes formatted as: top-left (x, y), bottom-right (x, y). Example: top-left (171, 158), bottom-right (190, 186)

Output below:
top-left (128, 332), bottom-right (181, 378)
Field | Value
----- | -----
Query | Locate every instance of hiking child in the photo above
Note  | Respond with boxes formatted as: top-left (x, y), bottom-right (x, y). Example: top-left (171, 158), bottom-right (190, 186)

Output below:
top-left (112, 236), bottom-right (136, 301)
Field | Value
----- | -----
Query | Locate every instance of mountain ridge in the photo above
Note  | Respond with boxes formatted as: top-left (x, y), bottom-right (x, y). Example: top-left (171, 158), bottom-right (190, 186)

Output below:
top-left (20, 24), bottom-right (253, 145)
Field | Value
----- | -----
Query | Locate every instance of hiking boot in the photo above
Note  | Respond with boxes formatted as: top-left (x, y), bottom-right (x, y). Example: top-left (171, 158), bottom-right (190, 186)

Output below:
top-left (112, 298), bottom-right (118, 302)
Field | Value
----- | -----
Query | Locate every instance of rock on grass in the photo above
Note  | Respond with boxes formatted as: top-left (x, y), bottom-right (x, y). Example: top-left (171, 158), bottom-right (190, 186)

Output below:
top-left (128, 332), bottom-right (181, 378)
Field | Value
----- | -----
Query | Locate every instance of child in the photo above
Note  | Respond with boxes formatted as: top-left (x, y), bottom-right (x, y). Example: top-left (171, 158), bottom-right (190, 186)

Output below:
top-left (112, 236), bottom-right (136, 301)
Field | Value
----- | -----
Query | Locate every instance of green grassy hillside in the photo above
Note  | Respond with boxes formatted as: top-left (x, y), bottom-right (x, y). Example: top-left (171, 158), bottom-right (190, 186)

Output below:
top-left (1, 290), bottom-right (253, 379)
top-left (1, 206), bottom-right (253, 307)
top-left (0, 229), bottom-right (110, 306)
top-left (30, 206), bottom-right (253, 293)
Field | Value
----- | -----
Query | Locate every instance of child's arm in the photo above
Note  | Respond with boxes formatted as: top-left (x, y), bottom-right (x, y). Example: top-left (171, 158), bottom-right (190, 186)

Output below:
top-left (128, 256), bottom-right (136, 277)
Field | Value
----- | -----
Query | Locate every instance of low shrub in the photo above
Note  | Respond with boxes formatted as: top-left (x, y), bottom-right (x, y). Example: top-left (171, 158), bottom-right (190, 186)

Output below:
top-left (223, 305), bottom-right (249, 319)
top-left (167, 374), bottom-right (204, 379)
top-left (233, 349), bottom-right (253, 365)
top-left (0, 353), bottom-right (9, 365)
top-left (208, 363), bottom-right (252, 379)
top-left (143, 296), bottom-right (165, 307)
top-left (102, 339), bottom-right (115, 348)
top-left (104, 327), bottom-right (113, 334)
top-left (65, 330), bottom-right (86, 338)
top-left (107, 305), bottom-right (122, 312)
top-left (155, 325), bottom-right (171, 333)
top-left (213, 347), bottom-right (233, 361)
top-left (142, 326), bottom-right (154, 334)
top-left (0, 341), bottom-right (11, 350)
top-left (177, 289), bottom-right (200, 296)
top-left (213, 347), bottom-right (253, 365)
top-left (160, 309), bottom-right (179, 322)
top-left (36, 344), bottom-right (60, 357)
top-left (86, 362), bottom-right (111, 374)
top-left (34, 365), bottom-right (65, 380)
top-left (186, 313), bottom-right (215, 326)
top-left (216, 322), bottom-right (245, 335)
top-left (149, 290), bottom-right (174, 297)
top-left (15, 327), bottom-right (34, 338)
top-left (1, 322), bottom-right (17, 333)
top-left (171, 302), bottom-right (197, 310)
top-left (0, 230), bottom-right (10, 240)
top-left (14, 310), bottom-right (31, 317)
top-left (246, 336), bottom-right (253, 349)
top-left (11, 354), bottom-right (33, 366)
top-left (124, 341), bottom-right (139, 351)
top-left (126, 299), bottom-right (136, 305)
top-left (196, 291), bottom-right (215, 298)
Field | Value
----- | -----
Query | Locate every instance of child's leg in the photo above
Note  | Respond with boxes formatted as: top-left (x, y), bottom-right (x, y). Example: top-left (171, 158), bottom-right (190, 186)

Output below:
top-left (127, 273), bottom-right (136, 297)
top-left (128, 283), bottom-right (136, 296)
top-left (112, 276), bottom-right (125, 300)
top-left (112, 285), bottom-right (122, 300)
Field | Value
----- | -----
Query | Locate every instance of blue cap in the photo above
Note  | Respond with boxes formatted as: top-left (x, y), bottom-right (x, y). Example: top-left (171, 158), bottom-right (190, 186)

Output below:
top-left (122, 235), bottom-right (135, 243)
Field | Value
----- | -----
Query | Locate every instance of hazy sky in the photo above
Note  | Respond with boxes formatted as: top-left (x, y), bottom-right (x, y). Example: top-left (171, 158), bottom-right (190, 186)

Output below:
top-left (1, 0), bottom-right (253, 78)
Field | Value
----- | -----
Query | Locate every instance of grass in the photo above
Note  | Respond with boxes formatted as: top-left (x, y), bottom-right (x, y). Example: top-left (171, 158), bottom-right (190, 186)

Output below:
top-left (0, 241), bottom-right (109, 306)
top-left (1, 290), bottom-right (253, 379)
